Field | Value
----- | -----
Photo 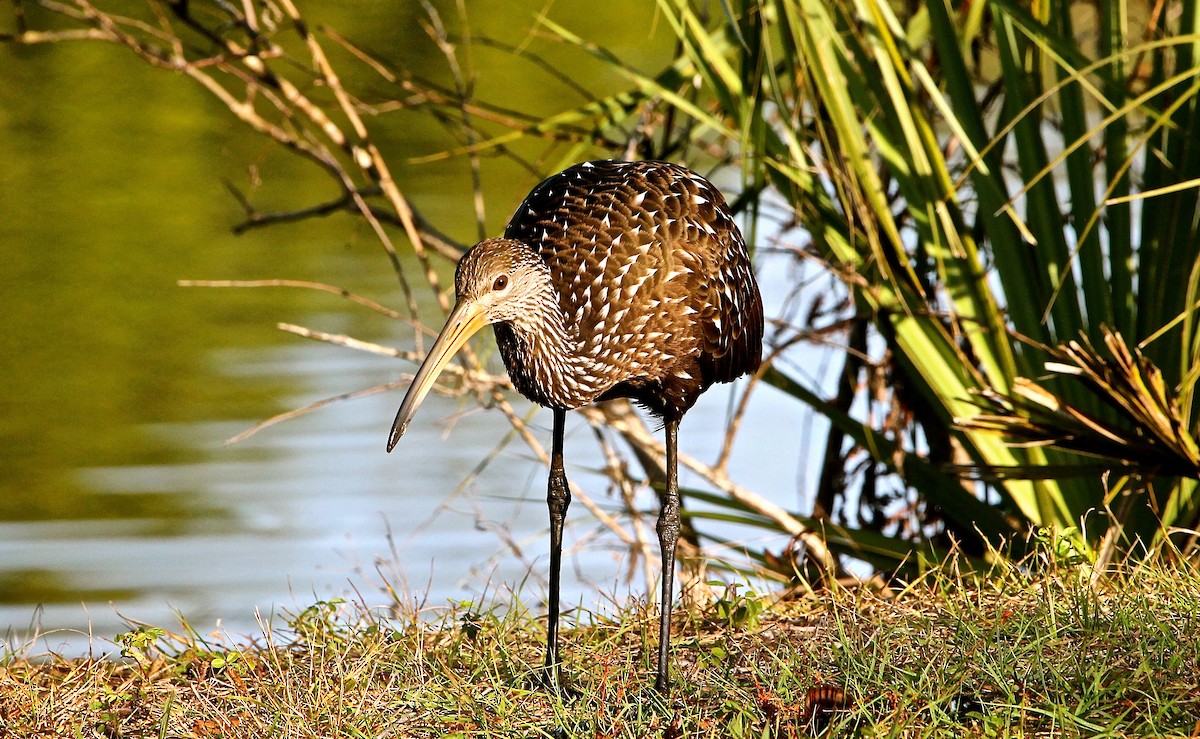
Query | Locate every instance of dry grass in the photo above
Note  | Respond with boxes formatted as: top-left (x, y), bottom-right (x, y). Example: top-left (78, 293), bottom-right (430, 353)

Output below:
top-left (3, 552), bottom-right (1200, 738)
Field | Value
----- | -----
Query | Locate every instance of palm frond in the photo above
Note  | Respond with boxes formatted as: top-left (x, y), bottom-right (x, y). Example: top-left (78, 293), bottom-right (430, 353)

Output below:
top-left (958, 329), bottom-right (1200, 479)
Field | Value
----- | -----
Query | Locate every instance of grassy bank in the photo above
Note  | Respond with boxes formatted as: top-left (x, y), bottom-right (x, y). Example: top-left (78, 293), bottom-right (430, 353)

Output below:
top-left (3, 556), bottom-right (1199, 738)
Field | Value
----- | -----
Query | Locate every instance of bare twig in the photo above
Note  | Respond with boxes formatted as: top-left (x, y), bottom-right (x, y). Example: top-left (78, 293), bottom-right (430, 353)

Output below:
top-left (222, 323), bottom-right (511, 445)
top-left (225, 381), bottom-right (398, 446)
top-left (713, 368), bottom-right (763, 475)
top-left (593, 403), bottom-right (837, 578)
top-left (592, 424), bottom-right (656, 591)
top-left (487, 394), bottom-right (636, 549)
top-left (221, 180), bottom-right (466, 261)
top-left (178, 279), bottom-right (402, 319)
top-left (421, 0), bottom-right (487, 241)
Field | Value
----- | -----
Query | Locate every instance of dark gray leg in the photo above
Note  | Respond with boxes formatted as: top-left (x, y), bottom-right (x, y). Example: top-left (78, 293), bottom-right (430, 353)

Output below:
top-left (544, 409), bottom-right (570, 684)
top-left (655, 416), bottom-right (681, 693)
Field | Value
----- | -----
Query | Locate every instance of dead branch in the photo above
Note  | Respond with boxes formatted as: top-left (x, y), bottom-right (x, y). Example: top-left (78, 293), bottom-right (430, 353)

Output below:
top-left (591, 402), bottom-right (838, 580)
top-left (178, 279), bottom-right (402, 319)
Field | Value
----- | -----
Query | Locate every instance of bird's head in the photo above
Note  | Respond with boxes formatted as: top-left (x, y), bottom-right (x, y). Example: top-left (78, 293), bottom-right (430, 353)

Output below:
top-left (452, 238), bottom-right (550, 323)
top-left (387, 238), bottom-right (547, 450)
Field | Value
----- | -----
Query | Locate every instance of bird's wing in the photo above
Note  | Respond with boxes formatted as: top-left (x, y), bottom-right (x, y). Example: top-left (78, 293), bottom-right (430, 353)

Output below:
top-left (504, 160), bottom-right (762, 386)
top-left (651, 165), bottom-right (764, 384)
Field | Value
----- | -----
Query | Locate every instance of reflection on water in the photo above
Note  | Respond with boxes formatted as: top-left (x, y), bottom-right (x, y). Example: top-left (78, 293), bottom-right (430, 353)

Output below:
top-left (0, 1), bottom-right (818, 652)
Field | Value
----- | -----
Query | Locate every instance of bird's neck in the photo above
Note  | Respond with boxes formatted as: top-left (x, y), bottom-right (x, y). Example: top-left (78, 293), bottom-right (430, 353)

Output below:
top-left (496, 285), bottom-right (603, 410)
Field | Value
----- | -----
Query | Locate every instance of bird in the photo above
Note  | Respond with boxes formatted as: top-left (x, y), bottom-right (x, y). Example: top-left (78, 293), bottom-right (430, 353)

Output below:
top-left (387, 159), bottom-right (763, 693)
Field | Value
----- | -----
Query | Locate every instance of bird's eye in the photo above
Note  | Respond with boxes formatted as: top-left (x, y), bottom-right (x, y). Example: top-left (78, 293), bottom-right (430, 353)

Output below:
top-left (492, 275), bottom-right (508, 291)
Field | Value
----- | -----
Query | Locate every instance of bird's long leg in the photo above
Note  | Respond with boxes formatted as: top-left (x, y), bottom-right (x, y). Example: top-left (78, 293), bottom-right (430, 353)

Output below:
top-left (544, 408), bottom-right (570, 685)
top-left (655, 416), bottom-right (682, 693)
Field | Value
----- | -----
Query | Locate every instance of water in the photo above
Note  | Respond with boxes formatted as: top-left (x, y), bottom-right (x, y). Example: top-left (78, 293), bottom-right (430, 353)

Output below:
top-left (0, 1), bottom-right (824, 652)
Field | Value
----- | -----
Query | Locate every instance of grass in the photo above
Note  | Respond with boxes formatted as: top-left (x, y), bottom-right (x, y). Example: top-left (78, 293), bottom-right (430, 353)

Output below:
top-left (3, 553), bottom-right (1200, 738)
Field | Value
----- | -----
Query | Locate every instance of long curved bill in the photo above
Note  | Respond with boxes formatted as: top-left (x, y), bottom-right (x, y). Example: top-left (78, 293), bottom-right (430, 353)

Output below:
top-left (387, 299), bottom-right (489, 452)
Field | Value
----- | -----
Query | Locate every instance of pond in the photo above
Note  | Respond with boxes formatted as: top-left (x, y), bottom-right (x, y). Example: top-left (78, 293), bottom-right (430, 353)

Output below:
top-left (0, 0), bottom-right (818, 652)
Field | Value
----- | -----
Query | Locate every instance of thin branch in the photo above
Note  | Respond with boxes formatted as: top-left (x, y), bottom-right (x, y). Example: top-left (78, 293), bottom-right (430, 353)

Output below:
top-left (592, 424), bottom-right (656, 592)
top-left (274, 0), bottom-right (439, 352)
top-left (593, 402), bottom-right (838, 578)
top-left (225, 381), bottom-right (397, 445)
top-left (177, 279), bottom-right (402, 319)
top-left (222, 180), bottom-right (466, 261)
top-left (421, 0), bottom-right (486, 241)
top-left (223, 323), bottom-right (511, 446)
top-left (469, 35), bottom-right (596, 102)
top-left (0, 28), bottom-right (111, 42)
top-left (713, 362), bottom-right (764, 475)
top-left (487, 393), bottom-right (636, 549)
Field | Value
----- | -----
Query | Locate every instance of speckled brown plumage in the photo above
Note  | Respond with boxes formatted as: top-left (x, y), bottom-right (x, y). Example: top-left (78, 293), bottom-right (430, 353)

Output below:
top-left (477, 159), bottom-right (763, 418)
top-left (388, 159), bottom-right (764, 694)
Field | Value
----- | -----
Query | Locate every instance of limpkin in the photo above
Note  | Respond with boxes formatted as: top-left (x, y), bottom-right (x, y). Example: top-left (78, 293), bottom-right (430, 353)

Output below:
top-left (388, 160), bottom-right (763, 692)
